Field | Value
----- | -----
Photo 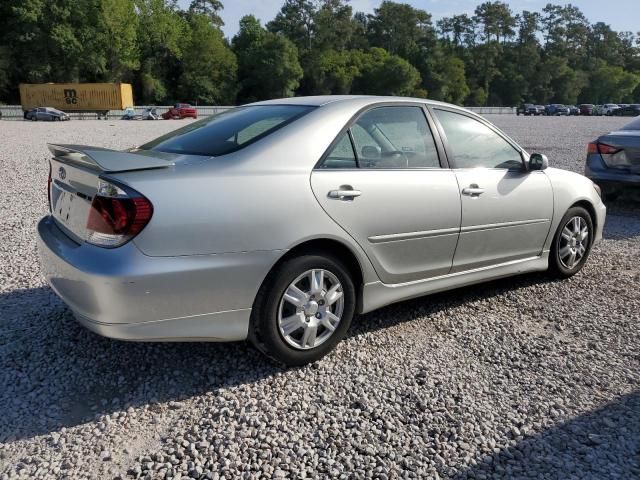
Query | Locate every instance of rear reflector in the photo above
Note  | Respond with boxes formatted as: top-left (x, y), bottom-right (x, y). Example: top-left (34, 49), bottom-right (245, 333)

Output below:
top-left (86, 179), bottom-right (153, 248)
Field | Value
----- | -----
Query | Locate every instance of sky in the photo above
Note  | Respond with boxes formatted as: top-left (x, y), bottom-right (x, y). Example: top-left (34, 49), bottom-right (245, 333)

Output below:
top-left (177, 0), bottom-right (638, 39)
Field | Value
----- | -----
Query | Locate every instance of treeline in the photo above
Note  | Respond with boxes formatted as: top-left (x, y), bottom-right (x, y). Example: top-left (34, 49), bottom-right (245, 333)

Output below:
top-left (1, 0), bottom-right (639, 106)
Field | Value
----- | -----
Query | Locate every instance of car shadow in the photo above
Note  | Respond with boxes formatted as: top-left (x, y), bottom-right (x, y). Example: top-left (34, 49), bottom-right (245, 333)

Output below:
top-left (0, 271), bottom-right (559, 443)
top-left (453, 391), bottom-right (640, 479)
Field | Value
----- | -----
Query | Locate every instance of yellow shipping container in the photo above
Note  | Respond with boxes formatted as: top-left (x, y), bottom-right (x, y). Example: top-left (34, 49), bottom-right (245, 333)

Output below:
top-left (19, 83), bottom-right (134, 114)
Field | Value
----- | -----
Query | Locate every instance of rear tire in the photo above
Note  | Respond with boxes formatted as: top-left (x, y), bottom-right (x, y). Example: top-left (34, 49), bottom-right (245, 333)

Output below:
top-left (249, 254), bottom-right (356, 366)
top-left (549, 206), bottom-right (594, 278)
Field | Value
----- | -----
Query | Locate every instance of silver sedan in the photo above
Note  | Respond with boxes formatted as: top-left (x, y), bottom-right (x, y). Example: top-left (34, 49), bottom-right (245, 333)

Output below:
top-left (37, 96), bottom-right (606, 365)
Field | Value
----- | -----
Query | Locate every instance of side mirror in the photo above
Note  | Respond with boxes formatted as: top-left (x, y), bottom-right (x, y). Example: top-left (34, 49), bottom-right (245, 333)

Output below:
top-left (529, 153), bottom-right (548, 171)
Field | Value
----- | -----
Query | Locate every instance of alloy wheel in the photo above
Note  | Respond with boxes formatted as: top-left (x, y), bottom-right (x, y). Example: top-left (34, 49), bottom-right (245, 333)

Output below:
top-left (277, 269), bottom-right (345, 350)
top-left (558, 216), bottom-right (589, 269)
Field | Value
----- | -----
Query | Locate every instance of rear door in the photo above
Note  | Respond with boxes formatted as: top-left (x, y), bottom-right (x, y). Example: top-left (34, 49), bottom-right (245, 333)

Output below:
top-left (311, 104), bottom-right (461, 284)
top-left (431, 107), bottom-right (553, 272)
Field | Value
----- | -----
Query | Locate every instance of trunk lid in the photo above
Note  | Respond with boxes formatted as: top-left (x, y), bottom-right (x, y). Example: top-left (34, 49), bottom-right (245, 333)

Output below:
top-left (47, 144), bottom-right (174, 243)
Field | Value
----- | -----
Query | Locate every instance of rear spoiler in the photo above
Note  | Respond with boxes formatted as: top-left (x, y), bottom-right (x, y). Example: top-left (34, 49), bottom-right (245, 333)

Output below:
top-left (48, 144), bottom-right (175, 173)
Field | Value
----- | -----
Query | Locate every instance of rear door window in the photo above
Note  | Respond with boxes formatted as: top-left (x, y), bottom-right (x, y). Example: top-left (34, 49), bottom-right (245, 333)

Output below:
top-left (141, 105), bottom-right (315, 157)
top-left (319, 133), bottom-right (357, 169)
top-left (350, 106), bottom-right (440, 169)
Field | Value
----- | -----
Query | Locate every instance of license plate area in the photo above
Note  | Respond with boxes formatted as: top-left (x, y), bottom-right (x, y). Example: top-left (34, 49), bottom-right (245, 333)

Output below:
top-left (51, 180), bottom-right (92, 241)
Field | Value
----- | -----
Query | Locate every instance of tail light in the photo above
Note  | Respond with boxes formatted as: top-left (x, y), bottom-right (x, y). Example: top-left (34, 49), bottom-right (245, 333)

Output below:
top-left (588, 142), bottom-right (629, 168)
top-left (86, 179), bottom-right (153, 248)
top-left (596, 143), bottom-right (621, 155)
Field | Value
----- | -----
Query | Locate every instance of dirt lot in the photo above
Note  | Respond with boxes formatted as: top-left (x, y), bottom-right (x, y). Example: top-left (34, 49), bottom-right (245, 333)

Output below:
top-left (0, 115), bottom-right (639, 479)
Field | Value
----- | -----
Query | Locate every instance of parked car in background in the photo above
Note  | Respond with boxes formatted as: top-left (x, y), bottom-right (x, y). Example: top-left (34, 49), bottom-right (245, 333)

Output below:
top-left (121, 107), bottom-right (141, 120)
top-left (37, 96), bottom-right (605, 365)
top-left (579, 104), bottom-right (595, 115)
top-left (545, 104), bottom-right (570, 116)
top-left (517, 104), bottom-right (542, 116)
top-left (592, 105), bottom-right (606, 116)
top-left (142, 107), bottom-right (161, 120)
top-left (612, 104), bottom-right (640, 117)
top-left (585, 116), bottom-right (640, 200)
top-left (567, 105), bottom-right (580, 116)
top-left (25, 107), bottom-right (70, 121)
top-left (603, 104), bottom-right (620, 116)
top-left (162, 103), bottom-right (198, 120)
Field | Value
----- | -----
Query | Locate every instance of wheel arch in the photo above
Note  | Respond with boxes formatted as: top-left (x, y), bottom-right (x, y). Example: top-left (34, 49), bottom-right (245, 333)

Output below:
top-left (570, 199), bottom-right (597, 239)
top-left (258, 237), bottom-right (366, 314)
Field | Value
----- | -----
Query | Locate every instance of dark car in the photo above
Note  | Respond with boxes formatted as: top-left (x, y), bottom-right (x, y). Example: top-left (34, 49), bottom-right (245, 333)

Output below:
top-left (516, 103), bottom-right (542, 116)
top-left (545, 104), bottom-right (570, 116)
top-left (579, 104), bottom-right (595, 115)
top-left (25, 107), bottom-right (70, 121)
top-left (612, 104), bottom-right (640, 117)
top-left (585, 116), bottom-right (640, 200)
top-left (567, 105), bottom-right (580, 116)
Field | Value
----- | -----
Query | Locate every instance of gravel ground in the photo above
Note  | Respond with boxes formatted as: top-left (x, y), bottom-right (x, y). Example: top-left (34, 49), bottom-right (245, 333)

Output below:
top-left (0, 115), bottom-right (639, 480)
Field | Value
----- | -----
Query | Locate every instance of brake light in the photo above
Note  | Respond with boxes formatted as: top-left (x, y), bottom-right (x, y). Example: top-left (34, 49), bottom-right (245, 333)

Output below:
top-left (597, 143), bottom-right (621, 155)
top-left (587, 142), bottom-right (598, 154)
top-left (86, 179), bottom-right (153, 248)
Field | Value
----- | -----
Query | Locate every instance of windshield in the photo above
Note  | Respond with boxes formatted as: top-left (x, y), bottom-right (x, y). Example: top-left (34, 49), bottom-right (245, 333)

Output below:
top-left (141, 105), bottom-right (315, 157)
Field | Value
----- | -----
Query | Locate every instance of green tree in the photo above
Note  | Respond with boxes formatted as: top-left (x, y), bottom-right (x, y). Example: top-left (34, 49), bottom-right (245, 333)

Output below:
top-left (313, 0), bottom-right (355, 52)
top-left (188, 0), bottom-right (223, 27)
top-left (135, 0), bottom-right (188, 103)
top-left (233, 15), bottom-right (302, 102)
top-left (267, 0), bottom-right (315, 54)
top-left (436, 56), bottom-right (470, 104)
top-left (474, 1), bottom-right (516, 43)
top-left (178, 13), bottom-right (237, 104)
top-left (351, 47), bottom-right (421, 96)
top-left (99, 0), bottom-right (139, 81)
top-left (366, 1), bottom-right (435, 59)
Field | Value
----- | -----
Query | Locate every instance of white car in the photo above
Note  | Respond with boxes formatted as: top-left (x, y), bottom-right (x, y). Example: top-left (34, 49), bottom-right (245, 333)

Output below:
top-left (603, 104), bottom-right (620, 116)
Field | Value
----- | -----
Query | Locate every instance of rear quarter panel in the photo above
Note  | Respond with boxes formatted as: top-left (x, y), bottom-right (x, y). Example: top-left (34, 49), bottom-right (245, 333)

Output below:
top-left (111, 103), bottom-right (382, 282)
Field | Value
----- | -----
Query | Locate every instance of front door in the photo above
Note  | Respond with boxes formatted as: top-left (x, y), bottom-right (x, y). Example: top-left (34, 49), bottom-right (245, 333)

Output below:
top-left (311, 105), bottom-right (461, 284)
top-left (432, 108), bottom-right (553, 272)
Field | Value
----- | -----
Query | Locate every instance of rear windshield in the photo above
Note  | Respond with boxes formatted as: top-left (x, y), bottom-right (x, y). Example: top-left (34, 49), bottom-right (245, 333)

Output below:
top-left (622, 117), bottom-right (640, 130)
top-left (141, 105), bottom-right (315, 157)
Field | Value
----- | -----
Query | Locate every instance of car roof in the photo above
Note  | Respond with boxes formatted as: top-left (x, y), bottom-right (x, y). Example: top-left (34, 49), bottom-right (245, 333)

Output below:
top-left (248, 95), bottom-right (455, 109)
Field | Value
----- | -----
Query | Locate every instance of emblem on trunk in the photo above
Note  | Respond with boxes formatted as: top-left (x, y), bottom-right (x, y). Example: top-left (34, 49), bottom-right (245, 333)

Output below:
top-left (58, 166), bottom-right (66, 180)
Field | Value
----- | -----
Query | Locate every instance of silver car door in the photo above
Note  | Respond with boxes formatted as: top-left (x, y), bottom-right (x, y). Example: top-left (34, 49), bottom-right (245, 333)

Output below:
top-left (311, 105), bottom-right (461, 285)
top-left (432, 107), bottom-right (553, 272)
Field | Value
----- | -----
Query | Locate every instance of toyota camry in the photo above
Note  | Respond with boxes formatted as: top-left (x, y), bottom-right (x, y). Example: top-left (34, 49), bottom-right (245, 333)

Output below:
top-left (37, 96), bottom-right (606, 365)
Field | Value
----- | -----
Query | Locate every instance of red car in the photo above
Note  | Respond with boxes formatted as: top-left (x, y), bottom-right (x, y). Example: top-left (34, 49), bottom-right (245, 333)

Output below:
top-left (162, 103), bottom-right (198, 120)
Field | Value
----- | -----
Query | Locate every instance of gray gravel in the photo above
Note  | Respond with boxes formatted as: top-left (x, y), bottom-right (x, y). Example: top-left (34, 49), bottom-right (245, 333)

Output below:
top-left (1, 115), bottom-right (639, 479)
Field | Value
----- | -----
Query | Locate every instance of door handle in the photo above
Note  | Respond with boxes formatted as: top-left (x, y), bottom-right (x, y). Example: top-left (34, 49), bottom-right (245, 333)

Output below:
top-left (328, 186), bottom-right (361, 200)
top-left (461, 184), bottom-right (485, 197)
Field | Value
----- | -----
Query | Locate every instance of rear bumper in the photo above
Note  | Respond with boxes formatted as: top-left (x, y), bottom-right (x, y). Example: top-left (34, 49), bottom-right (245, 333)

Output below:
top-left (585, 154), bottom-right (640, 187)
top-left (37, 216), bottom-right (282, 341)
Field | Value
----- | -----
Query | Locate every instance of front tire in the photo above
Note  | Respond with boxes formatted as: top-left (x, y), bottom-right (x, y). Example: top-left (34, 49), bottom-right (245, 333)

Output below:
top-left (549, 206), bottom-right (594, 278)
top-left (250, 254), bottom-right (356, 366)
